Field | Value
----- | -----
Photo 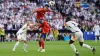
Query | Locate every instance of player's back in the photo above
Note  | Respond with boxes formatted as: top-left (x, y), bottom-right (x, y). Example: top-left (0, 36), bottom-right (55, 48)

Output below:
top-left (66, 21), bottom-right (81, 32)
top-left (36, 7), bottom-right (50, 19)
top-left (36, 8), bottom-right (46, 19)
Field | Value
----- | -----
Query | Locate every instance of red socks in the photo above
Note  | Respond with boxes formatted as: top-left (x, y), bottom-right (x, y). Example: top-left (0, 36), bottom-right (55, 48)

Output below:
top-left (39, 40), bottom-right (41, 47)
top-left (39, 40), bottom-right (44, 49)
top-left (41, 40), bottom-right (44, 49)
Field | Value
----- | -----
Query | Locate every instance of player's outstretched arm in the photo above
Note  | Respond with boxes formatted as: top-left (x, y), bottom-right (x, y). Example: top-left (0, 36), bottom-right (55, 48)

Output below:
top-left (49, 9), bottom-right (59, 14)
top-left (31, 10), bottom-right (36, 17)
top-left (30, 24), bottom-right (35, 31)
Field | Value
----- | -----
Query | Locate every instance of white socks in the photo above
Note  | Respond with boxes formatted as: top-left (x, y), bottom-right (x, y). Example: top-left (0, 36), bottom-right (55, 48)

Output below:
top-left (13, 41), bottom-right (28, 52)
top-left (23, 43), bottom-right (27, 50)
top-left (70, 43), bottom-right (93, 54)
top-left (82, 44), bottom-right (93, 50)
top-left (70, 44), bottom-right (78, 53)
top-left (13, 41), bottom-right (19, 50)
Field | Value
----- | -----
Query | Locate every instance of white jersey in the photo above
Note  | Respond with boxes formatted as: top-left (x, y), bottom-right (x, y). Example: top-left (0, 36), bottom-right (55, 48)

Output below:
top-left (93, 24), bottom-right (100, 35)
top-left (65, 21), bottom-right (84, 42)
top-left (17, 23), bottom-right (30, 35)
top-left (16, 23), bottom-right (33, 40)
top-left (93, 24), bottom-right (100, 32)
top-left (65, 21), bottom-right (81, 33)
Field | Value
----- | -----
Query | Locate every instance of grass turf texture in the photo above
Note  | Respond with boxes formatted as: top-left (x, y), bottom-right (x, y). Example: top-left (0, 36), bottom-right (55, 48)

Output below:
top-left (0, 41), bottom-right (100, 56)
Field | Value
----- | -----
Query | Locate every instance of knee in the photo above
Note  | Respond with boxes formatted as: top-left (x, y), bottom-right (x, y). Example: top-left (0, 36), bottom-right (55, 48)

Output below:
top-left (24, 41), bottom-right (27, 43)
top-left (79, 42), bottom-right (83, 46)
top-left (40, 38), bottom-right (44, 41)
top-left (18, 39), bottom-right (22, 42)
top-left (69, 40), bottom-right (74, 44)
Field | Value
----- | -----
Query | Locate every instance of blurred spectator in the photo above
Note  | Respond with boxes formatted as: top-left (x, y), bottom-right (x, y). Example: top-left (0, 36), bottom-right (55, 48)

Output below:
top-left (58, 33), bottom-right (64, 41)
top-left (0, 24), bottom-right (5, 42)
top-left (53, 28), bottom-right (59, 41)
top-left (93, 23), bottom-right (100, 42)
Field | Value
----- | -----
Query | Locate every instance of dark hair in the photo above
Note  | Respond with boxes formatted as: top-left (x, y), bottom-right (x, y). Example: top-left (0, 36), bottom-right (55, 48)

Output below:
top-left (38, 19), bottom-right (43, 23)
top-left (45, 4), bottom-right (49, 7)
top-left (65, 17), bottom-right (71, 22)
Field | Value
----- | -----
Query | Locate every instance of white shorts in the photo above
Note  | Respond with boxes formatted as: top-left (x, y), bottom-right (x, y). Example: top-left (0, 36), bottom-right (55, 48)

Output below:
top-left (17, 33), bottom-right (27, 41)
top-left (95, 32), bottom-right (100, 36)
top-left (71, 31), bottom-right (84, 42)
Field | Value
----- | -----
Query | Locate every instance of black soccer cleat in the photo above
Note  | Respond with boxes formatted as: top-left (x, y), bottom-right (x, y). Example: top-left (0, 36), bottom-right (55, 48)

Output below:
top-left (92, 48), bottom-right (96, 55)
top-left (75, 53), bottom-right (80, 56)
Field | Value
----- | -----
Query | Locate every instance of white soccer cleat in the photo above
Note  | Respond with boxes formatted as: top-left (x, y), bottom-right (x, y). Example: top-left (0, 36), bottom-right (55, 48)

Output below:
top-left (23, 49), bottom-right (28, 52)
top-left (12, 49), bottom-right (15, 52)
top-left (38, 47), bottom-right (42, 51)
top-left (41, 49), bottom-right (45, 52)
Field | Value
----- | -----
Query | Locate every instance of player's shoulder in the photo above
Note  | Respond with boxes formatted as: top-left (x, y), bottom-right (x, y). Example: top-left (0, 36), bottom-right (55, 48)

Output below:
top-left (24, 23), bottom-right (27, 26)
top-left (69, 21), bottom-right (78, 24)
top-left (21, 23), bottom-right (27, 27)
top-left (37, 8), bottom-right (44, 11)
top-left (66, 21), bottom-right (73, 24)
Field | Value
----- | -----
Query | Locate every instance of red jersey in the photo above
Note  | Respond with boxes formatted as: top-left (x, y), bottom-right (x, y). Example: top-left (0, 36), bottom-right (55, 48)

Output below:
top-left (36, 8), bottom-right (50, 20)
top-left (39, 21), bottom-right (50, 34)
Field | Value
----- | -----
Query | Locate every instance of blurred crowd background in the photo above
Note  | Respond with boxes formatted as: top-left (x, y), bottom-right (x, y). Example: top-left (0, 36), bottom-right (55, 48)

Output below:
top-left (0, 0), bottom-right (100, 42)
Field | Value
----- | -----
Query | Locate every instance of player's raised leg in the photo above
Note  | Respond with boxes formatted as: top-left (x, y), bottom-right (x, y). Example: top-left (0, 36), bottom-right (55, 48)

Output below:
top-left (78, 33), bottom-right (96, 55)
top-left (79, 42), bottom-right (96, 55)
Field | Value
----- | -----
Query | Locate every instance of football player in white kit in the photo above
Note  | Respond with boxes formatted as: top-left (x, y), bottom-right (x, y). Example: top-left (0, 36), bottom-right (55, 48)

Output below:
top-left (93, 23), bottom-right (100, 42)
top-left (12, 21), bottom-right (34, 52)
top-left (64, 17), bottom-right (96, 56)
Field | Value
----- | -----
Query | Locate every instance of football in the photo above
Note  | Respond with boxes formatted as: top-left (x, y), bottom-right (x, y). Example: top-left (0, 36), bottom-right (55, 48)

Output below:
top-left (49, 1), bottom-right (55, 6)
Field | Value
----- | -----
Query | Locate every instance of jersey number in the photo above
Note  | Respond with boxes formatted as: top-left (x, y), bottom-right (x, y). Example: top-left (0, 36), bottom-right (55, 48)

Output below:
top-left (72, 23), bottom-right (77, 27)
top-left (68, 23), bottom-right (77, 28)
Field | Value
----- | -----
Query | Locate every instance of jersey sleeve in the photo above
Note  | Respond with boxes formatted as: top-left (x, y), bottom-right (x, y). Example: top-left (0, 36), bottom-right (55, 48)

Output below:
top-left (36, 8), bottom-right (43, 12)
top-left (64, 22), bottom-right (68, 26)
top-left (39, 24), bottom-right (43, 28)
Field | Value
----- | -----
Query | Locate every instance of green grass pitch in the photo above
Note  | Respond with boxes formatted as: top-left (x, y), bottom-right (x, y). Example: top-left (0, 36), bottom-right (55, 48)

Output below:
top-left (0, 41), bottom-right (100, 56)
